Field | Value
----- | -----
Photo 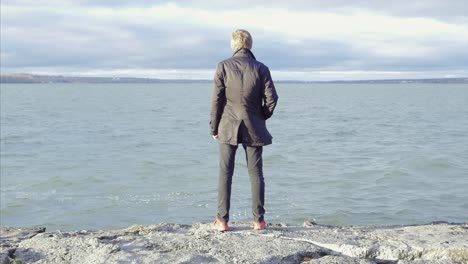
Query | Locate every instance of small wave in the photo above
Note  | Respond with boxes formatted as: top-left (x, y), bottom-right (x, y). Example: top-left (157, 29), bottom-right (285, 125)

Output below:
top-left (30, 176), bottom-right (78, 189)
top-left (168, 191), bottom-right (196, 197)
top-left (0, 134), bottom-right (27, 141)
top-left (333, 129), bottom-right (357, 137)
top-left (395, 156), bottom-right (464, 172)
top-left (0, 152), bottom-right (38, 158)
top-left (427, 157), bottom-right (464, 169)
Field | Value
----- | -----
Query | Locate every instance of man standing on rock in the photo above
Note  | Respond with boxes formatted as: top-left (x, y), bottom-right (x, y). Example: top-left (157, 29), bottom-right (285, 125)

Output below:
top-left (210, 29), bottom-right (279, 231)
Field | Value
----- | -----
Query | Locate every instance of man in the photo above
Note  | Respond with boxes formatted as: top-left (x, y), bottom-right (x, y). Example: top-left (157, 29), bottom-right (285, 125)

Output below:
top-left (210, 29), bottom-right (279, 231)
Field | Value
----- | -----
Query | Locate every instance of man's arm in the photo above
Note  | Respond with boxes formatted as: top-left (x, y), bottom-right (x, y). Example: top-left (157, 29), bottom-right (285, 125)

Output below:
top-left (262, 66), bottom-right (278, 119)
top-left (210, 63), bottom-right (226, 136)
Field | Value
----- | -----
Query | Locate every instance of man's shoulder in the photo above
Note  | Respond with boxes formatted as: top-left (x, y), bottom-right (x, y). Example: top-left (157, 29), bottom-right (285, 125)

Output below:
top-left (215, 58), bottom-right (232, 70)
top-left (253, 60), bottom-right (270, 75)
top-left (256, 60), bottom-right (269, 70)
top-left (218, 57), bottom-right (236, 65)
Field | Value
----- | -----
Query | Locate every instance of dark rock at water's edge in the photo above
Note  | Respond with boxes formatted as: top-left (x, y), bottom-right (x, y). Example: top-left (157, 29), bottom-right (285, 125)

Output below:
top-left (1, 222), bottom-right (467, 263)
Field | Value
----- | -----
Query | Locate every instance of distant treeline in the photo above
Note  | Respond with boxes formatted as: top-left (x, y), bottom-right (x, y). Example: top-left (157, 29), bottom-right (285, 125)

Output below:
top-left (1, 73), bottom-right (467, 84)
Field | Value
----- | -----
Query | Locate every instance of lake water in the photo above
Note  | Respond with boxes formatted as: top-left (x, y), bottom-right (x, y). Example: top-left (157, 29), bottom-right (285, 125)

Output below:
top-left (1, 82), bottom-right (467, 231)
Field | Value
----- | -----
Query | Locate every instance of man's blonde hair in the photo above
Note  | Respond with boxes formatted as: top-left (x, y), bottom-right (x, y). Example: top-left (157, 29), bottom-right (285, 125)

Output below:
top-left (231, 29), bottom-right (253, 51)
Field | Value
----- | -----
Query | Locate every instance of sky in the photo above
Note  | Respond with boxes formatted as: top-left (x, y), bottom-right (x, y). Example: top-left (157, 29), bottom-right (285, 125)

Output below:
top-left (1, 0), bottom-right (468, 80)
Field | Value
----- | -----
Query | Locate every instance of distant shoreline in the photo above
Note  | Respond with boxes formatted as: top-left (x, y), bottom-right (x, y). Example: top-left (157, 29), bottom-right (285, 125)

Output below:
top-left (1, 73), bottom-right (467, 84)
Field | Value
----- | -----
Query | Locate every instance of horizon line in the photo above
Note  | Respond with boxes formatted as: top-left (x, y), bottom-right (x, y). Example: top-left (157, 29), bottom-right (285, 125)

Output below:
top-left (2, 73), bottom-right (468, 83)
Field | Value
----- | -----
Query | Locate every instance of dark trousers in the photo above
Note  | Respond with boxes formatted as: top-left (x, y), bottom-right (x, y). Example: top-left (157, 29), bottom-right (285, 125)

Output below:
top-left (217, 143), bottom-right (265, 223)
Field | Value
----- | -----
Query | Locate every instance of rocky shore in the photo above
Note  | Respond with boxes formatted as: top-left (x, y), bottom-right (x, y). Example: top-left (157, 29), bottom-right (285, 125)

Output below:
top-left (1, 222), bottom-right (467, 263)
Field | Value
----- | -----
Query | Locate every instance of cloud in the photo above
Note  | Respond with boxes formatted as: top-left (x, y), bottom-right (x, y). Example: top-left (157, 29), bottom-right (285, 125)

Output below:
top-left (1, 1), bottom-right (467, 80)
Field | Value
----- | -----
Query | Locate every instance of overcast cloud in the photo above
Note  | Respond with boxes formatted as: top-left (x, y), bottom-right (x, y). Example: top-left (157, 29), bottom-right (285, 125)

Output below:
top-left (1, 0), bottom-right (467, 80)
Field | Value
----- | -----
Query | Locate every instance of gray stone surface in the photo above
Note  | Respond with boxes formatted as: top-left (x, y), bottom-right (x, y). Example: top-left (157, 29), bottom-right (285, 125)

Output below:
top-left (1, 222), bottom-right (467, 263)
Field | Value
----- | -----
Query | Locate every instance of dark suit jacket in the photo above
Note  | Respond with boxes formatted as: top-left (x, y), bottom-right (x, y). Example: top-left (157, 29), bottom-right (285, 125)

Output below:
top-left (210, 48), bottom-right (278, 146)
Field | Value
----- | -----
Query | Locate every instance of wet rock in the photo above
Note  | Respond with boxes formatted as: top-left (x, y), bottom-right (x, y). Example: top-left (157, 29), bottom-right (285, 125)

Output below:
top-left (0, 223), bottom-right (466, 263)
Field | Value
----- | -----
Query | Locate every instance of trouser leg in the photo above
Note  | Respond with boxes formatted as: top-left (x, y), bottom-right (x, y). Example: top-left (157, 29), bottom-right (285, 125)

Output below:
top-left (217, 143), bottom-right (238, 222)
top-left (244, 145), bottom-right (265, 222)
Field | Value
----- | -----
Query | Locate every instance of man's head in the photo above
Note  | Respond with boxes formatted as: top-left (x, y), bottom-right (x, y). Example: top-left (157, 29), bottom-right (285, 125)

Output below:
top-left (231, 29), bottom-right (253, 51)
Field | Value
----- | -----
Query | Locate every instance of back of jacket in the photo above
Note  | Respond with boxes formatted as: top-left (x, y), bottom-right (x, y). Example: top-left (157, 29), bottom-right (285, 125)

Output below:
top-left (210, 48), bottom-right (278, 146)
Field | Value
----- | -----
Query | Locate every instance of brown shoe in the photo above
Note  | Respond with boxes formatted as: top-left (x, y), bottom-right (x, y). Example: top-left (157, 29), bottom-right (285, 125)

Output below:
top-left (253, 221), bottom-right (266, 230)
top-left (213, 217), bottom-right (229, 232)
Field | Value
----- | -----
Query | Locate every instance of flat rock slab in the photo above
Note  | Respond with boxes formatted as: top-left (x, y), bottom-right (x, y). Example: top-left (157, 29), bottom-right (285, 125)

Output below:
top-left (1, 222), bottom-right (467, 263)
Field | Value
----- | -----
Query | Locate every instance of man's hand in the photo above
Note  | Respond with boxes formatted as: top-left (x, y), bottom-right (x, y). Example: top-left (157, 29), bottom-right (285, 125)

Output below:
top-left (212, 135), bottom-right (219, 140)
